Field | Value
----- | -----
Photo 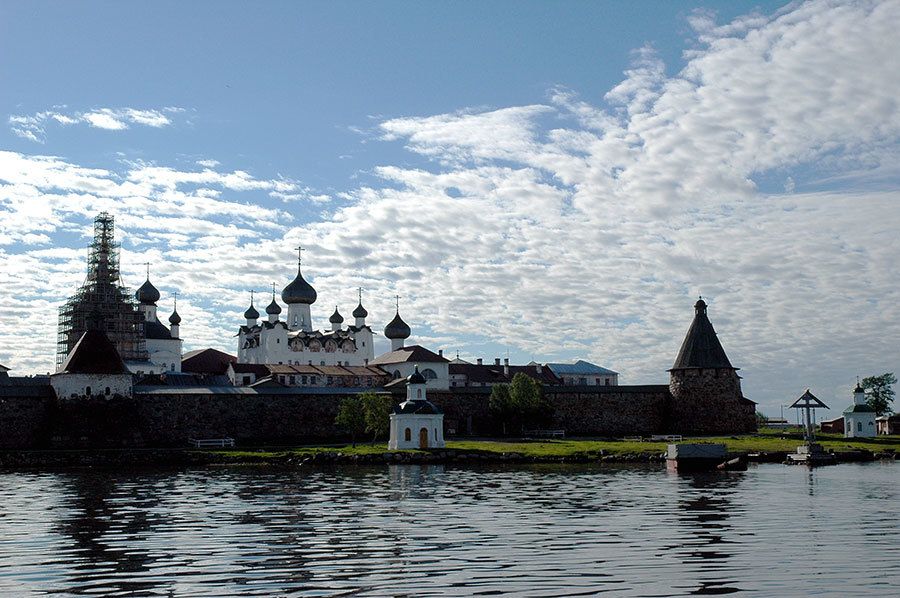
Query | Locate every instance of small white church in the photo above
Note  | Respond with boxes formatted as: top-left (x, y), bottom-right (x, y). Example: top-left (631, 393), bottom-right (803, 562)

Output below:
top-left (388, 365), bottom-right (445, 450)
top-left (843, 382), bottom-right (877, 438)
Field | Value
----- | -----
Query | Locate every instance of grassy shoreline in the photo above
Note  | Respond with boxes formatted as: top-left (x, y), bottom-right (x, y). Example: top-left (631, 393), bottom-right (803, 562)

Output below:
top-left (207, 428), bottom-right (900, 461)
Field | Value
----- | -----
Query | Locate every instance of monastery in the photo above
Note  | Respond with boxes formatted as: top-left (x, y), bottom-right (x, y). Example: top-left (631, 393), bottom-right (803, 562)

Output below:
top-left (0, 213), bottom-right (759, 448)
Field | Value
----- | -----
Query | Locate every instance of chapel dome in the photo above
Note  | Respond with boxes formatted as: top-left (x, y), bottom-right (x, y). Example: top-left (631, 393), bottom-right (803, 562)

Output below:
top-left (244, 303), bottom-right (260, 320)
top-left (352, 302), bottom-right (368, 318)
top-left (384, 311), bottom-right (411, 340)
top-left (330, 307), bottom-right (344, 324)
top-left (266, 298), bottom-right (282, 315)
top-left (168, 309), bottom-right (181, 325)
top-left (136, 279), bottom-right (160, 304)
top-left (406, 365), bottom-right (427, 386)
top-left (281, 265), bottom-right (317, 305)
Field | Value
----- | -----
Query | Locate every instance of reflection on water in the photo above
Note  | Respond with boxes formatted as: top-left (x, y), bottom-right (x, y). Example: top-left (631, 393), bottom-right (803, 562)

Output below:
top-left (1, 462), bottom-right (899, 597)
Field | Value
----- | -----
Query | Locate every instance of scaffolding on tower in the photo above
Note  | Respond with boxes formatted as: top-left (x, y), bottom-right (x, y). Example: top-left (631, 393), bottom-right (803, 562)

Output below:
top-left (56, 212), bottom-right (148, 370)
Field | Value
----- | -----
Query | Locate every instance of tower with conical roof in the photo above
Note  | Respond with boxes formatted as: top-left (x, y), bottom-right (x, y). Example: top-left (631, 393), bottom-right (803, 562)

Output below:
top-left (668, 298), bottom-right (755, 434)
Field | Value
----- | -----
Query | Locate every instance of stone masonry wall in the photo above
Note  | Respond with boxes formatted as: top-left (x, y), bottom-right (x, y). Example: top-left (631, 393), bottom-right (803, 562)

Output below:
top-left (0, 380), bottom-right (752, 449)
top-left (669, 368), bottom-right (756, 434)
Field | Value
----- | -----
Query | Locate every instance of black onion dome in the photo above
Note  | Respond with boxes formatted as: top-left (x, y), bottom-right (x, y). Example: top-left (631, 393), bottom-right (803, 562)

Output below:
top-left (266, 297), bottom-right (282, 315)
top-left (244, 303), bottom-right (260, 320)
top-left (384, 311), bottom-right (411, 339)
top-left (136, 279), bottom-right (160, 304)
top-left (281, 266), bottom-right (317, 305)
top-left (352, 302), bottom-right (368, 318)
top-left (168, 309), bottom-right (181, 325)
top-left (330, 306), bottom-right (344, 323)
top-left (407, 365), bottom-right (427, 385)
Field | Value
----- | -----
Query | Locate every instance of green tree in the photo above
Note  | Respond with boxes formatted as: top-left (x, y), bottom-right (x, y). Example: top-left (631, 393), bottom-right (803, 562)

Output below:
top-left (862, 372), bottom-right (897, 417)
top-left (335, 394), bottom-right (366, 447)
top-left (489, 383), bottom-right (514, 435)
top-left (490, 373), bottom-right (554, 434)
top-left (510, 372), bottom-right (552, 429)
top-left (361, 390), bottom-right (391, 445)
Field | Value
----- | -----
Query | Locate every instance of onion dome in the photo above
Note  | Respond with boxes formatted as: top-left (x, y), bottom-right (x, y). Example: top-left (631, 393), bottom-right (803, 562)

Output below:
top-left (266, 297), bottom-right (282, 315)
top-left (330, 306), bottom-right (344, 324)
top-left (168, 309), bottom-right (181, 325)
top-left (407, 365), bottom-right (427, 385)
top-left (384, 310), bottom-right (411, 340)
top-left (136, 279), bottom-right (160, 304)
top-left (244, 303), bottom-right (259, 320)
top-left (281, 264), bottom-right (317, 305)
top-left (352, 301), bottom-right (368, 318)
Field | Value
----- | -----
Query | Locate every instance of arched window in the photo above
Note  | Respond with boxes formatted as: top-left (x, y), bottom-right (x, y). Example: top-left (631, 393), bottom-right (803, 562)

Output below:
top-left (421, 368), bottom-right (437, 379)
top-left (405, 428), bottom-right (411, 441)
top-left (105, 387), bottom-right (111, 396)
top-left (417, 388), bottom-right (422, 398)
top-left (393, 370), bottom-right (401, 379)
top-left (85, 386), bottom-right (92, 396)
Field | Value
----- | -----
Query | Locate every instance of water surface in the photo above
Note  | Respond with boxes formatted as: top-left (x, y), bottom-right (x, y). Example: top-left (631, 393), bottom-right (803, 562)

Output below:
top-left (1, 462), bottom-right (898, 596)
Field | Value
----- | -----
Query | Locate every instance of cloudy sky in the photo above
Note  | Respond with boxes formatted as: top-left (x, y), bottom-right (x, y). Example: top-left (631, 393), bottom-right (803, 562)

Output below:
top-left (1, 0), bottom-right (898, 416)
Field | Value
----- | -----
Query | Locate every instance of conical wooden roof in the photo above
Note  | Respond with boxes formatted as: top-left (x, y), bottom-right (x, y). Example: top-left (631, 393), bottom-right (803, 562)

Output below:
top-left (58, 330), bottom-right (130, 374)
top-left (671, 299), bottom-right (733, 370)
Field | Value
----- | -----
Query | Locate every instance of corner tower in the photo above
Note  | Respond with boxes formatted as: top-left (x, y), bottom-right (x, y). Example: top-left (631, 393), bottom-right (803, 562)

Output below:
top-left (668, 298), bottom-right (755, 434)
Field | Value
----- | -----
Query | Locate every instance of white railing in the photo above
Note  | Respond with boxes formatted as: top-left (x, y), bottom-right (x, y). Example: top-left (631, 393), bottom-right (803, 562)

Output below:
top-left (189, 437), bottom-right (235, 448)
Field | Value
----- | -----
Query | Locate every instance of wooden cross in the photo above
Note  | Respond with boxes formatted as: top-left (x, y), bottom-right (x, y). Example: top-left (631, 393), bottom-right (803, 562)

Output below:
top-left (249, 289), bottom-right (255, 305)
top-left (144, 261), bottom-right (151, 279)
top-left (394, 294), bottom-right (401, 311)
top-left (296, 245), bottom-right (305, 264)
top-left (172, 291), bottom-right (178, 309)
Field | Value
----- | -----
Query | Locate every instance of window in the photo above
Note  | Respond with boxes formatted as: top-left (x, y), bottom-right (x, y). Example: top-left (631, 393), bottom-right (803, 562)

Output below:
top-left (366, 377), bottom-right (372, 386)
top-left (279, 375), bottom-right (285, 383)
top-left (301, 375), bottom-right (307, 384)
top-left (320, 361), bottom-right (325, 366)
top-left (417, 388), bottom-right (422, 398)
top-left (327, 376), bottom-right (333, 385)
top-left (310, 376), bottom-right (317, 385)
top-left (336, 377), bottom-right (343, 385)
top-left (354, 377), bottom-right (360, 385)
top-left (105, 387), bottom-right (111, 396)
top-left (405, 428), bottom-right (411, 441)
top-left (244, 375), bottom-right (251, 385)
top-left (276, 338), bottom-right (280, 343)
top-left (393, 370), bottom-right (401, 379)
top-left (289, 376), bottom-right (295, 385)
top-left (605, 378), bottom-right (611, 386)
top-left (170, 363), bottom-right (175, 372)
top-left (422, 368), bottom-right (437, 379)
top-left (579, 378), bottom-right (587, 385)
top-left (858, 422), bottom-right (862, 432)
top-left (85, 386), bottom-right (92, 396)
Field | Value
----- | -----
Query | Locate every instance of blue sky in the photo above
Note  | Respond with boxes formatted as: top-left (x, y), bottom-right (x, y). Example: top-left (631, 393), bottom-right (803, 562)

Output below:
top-left (1, 0), bottom-right (898, 416)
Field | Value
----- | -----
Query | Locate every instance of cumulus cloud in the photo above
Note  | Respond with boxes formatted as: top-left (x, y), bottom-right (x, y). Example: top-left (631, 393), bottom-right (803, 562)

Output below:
top-left (2, 0), bottom-right (899, 415)
top-left (9, 107), bottom-right (179, 142)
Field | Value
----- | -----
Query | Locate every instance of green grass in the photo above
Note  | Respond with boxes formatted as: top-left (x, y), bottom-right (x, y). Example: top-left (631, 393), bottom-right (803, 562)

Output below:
top-left (198, 429), bottom-right (900, 462)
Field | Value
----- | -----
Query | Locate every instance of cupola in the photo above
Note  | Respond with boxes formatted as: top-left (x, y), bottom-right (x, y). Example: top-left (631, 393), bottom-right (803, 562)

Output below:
top-left (385, 309), bottom-right (411, 351)
top-left (136, 279), bottom-right (160, 305)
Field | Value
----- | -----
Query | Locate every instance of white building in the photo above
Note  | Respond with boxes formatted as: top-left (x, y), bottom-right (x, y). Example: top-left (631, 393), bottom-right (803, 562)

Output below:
top-left (389, 366), bottom-right (445, 450)
top-left (51, 329), bottom-right (133, 400)
top-left (133, 277), bottom-right (183, 374)
top-left (237, 256), bottom-right (375, 367)
top-left (843, 383), bottom-right (877, 438)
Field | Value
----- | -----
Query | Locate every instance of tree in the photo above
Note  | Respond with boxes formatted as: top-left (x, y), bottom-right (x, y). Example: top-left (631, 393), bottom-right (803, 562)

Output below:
top-left (489, 383), bottom-right (514, 435)
top-left (335, 394), bottom-right (366, 447)
top-left (490, 373), bottom-right (554, 434)
top-left (862, 372), bottom-right (897, 417)
top-left (361, 390), bottom-right (391, 445)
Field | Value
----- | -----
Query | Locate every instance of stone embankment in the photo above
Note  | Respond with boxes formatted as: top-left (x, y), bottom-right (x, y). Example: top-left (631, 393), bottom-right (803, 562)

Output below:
top-left (1, 448), bottom-right (897, 469)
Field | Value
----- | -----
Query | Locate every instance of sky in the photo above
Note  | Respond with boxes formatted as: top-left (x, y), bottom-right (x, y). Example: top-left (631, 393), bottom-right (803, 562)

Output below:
top-left (1, 0), bottom-right (898, 417)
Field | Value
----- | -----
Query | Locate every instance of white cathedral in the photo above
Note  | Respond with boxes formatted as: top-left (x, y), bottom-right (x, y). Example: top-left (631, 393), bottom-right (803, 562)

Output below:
top-left (236, 252), bottom-right (407, 367)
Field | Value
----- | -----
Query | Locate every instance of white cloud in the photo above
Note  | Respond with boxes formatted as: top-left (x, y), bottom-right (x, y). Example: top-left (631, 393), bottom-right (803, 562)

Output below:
top-left (2, 0), bottom-right (900, 417)
top-left (8, 107), bottom-right (179, 142)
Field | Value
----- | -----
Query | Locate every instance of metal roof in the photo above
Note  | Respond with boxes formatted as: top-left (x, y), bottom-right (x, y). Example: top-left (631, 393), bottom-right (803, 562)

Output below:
top-left (546, 360), bottom-right (618, 376)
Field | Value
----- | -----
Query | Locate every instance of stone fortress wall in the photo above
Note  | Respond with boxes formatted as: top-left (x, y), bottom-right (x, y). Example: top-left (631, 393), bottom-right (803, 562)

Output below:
top-left (0, 379), bottom-right (752, 449)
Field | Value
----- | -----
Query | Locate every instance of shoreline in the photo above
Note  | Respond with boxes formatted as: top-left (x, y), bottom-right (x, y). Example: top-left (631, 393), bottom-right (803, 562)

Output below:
top-left (1, 443), bottom-right (897, 469)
